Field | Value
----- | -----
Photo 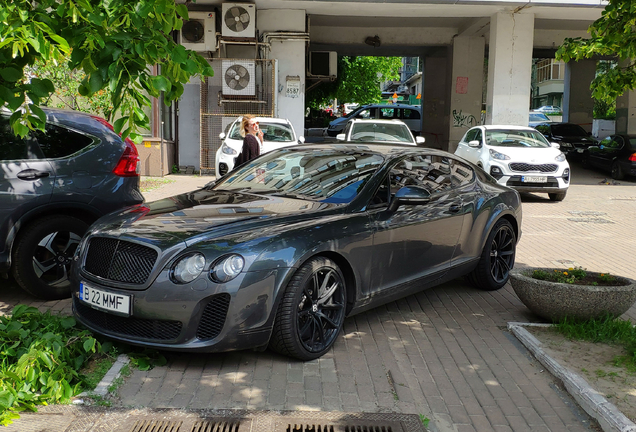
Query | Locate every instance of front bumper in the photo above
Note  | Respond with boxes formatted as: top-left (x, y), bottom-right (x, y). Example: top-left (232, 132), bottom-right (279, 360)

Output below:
top-left (73, 267), bottom-right (293, 352)
top-left (488, 161), bottom-right (570, 193)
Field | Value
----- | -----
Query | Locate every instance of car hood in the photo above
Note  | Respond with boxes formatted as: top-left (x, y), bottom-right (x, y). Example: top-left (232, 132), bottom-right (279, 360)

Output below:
top-left (222, 137), bottom-right (298, 153)
top-left (551, 135), bottom-right (596, 144)
top-left (488, 145), bottom-right (563, 162)
top-left (329, 116), bottom-right (350, 127)
top-left (90, 189), bottom-right (343, 246)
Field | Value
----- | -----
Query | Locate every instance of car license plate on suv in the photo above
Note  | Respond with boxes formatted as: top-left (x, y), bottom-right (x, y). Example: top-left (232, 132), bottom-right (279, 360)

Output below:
top-left (521, 176), bottom-right (547, 183)
top-left (79, 282), bottom-right (131, 315)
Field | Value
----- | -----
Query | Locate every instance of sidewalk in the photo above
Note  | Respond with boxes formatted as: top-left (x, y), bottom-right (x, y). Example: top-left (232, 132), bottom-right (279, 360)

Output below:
top-left (3, 164), bottom-right (636, 431)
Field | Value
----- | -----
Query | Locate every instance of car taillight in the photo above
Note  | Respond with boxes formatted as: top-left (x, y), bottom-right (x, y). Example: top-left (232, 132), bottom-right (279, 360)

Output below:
top-left (113, 140), bottom-right (140, 177)
top-left (629, 153), bottom-right (636, 162)
top-left (90, 115), bottom-right (140, 177)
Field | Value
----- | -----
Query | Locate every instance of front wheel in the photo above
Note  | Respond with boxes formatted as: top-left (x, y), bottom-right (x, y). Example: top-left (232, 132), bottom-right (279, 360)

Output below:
top-left (467, 219), bottom-right (516, 291)
top-left (549, 191), bottom-right (567, 202)
top-left (611, 161), bottom-right (625, 180)
top-left (269, 257), bottom-right (347, 360)
top-left (12, 216), bottom-right (89, 300)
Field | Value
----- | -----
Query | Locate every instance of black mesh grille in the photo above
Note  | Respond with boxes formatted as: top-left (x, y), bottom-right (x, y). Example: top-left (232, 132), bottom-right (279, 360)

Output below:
top-left (509, 163), bottom-right (558, 173)
top-left (196, 294), bottom-right (231, 340)
top-left (74, 298), bottom-right (182, 341)
top-left (84, 237), bottom-right (157, 284)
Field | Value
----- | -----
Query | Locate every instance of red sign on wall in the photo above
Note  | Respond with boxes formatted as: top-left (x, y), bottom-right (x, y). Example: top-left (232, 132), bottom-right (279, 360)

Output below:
top-left (456, 77), bottom-right (469, 94)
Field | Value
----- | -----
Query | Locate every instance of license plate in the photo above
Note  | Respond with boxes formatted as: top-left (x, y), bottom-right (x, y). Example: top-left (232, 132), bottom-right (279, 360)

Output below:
top-left (521, 176), bottom-right (547, 183)
top-left (79, 282), bottom-right (131, 316)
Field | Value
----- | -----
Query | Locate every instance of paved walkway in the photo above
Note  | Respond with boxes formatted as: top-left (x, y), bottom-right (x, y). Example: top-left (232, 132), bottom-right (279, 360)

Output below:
top-left (2, 162), bottom-right (636, 431)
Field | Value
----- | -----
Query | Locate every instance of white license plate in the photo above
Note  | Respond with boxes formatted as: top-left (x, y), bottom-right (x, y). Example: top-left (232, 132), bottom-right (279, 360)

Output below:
top-left (521, 176), bottom-right (547, 183)
top-left (79, 282), bottom-right (131, 315)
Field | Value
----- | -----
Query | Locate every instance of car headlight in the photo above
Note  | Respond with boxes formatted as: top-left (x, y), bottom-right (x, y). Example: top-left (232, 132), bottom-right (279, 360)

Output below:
top-left (210, 254), bottom-right (245, 283)
top-left (555, 152), bottom-right (566, 162)
top-left (489, 149), bottom-right (510, 160)
top-left (221, 143), bottom-right (238, 155)
top-left (171, 253), bottom-right (206, 284)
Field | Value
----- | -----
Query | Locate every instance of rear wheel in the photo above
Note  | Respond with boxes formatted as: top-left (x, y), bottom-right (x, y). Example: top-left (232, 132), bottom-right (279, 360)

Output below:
top-left (467, 219), bottom-right (516, 291)
top-left (611, 161), bottom-right (625, 180)
top-left (269, 257), bottom-right (347, 360)
top-left (12, 215), bottom-right (88, 300)
top-left (548, 191), bottom-right (567, 202)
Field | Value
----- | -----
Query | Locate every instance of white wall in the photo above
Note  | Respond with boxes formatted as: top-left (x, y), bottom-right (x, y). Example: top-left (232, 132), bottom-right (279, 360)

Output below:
top-left (258, 9), bottom-right (306, 138)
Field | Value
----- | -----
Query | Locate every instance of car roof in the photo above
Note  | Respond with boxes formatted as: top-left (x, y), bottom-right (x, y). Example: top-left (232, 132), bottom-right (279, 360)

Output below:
top-left (348, 119), bottom-right (407, 125)
top-left (231, 116), bottom-right (291, 125)
top-left (290, 142), bottom-right (449, 158)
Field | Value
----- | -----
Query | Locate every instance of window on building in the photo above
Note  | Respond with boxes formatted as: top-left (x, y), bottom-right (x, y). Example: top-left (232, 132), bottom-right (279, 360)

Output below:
top-left (536, 59), bottom-right (565, 83)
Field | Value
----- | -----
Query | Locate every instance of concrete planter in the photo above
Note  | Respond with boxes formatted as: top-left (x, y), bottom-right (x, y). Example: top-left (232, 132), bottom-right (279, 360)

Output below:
top-left (510, 268), bottom-right (636, 322)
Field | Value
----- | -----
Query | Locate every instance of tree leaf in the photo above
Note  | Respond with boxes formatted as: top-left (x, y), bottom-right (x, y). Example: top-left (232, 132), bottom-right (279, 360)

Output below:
top-left (0, 67), bottom-right (23, 82)
top-left (82, 338), bottom-right (96, 353)
top-left (151, 75), bottom-right (170, 92)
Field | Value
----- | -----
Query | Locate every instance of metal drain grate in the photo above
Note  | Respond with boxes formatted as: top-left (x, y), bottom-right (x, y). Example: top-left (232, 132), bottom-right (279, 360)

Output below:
top-left (191, 419), bottom-right (242, 431)
top-left (344, 426), bottom-right (394, 432)
top-left (287, 425), bottom-right (335, 432)
top-left (280, 418), bottom-right (408, 432)
top-left (130, 419), bottom-right (182, 432)
top-left (567, 217), bottom-right (614, 224)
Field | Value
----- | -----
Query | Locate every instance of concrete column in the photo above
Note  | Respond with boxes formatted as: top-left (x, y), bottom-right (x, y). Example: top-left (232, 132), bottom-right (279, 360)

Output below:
top-left (486, 12), bottom-right (534, 125)
top-left (563, 60), bottom-right (595, 132)
top-left (449, 36), bottom-right (485, 153)
top-left (423, 52), bottom-right (451, 150)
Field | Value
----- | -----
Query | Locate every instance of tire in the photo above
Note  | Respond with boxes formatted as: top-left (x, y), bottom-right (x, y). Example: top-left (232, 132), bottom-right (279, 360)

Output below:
top-left (549, 191), bottom-right (567, 202)
top-left (611, 161), bottom-right (625, 180)
top-left (12, 215), bottom-right (89, 300)
top-left (467, 219), bottom-right (516, 291)
top-left (269, 257), bottom-right (347, 360)
top-left (580, 154), bottom-right (591, 169)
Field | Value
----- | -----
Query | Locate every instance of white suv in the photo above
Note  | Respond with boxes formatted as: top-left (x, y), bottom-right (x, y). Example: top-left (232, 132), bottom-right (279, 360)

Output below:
top-left (455, 125), bottom-right (570, 201)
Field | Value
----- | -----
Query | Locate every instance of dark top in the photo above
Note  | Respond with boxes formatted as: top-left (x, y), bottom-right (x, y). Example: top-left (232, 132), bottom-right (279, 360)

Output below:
top-left (235, 134), bottom-right (260, 166)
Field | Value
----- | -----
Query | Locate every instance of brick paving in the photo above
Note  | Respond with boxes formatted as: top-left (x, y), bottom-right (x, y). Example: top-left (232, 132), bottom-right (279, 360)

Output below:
top-left (2, 162), bottom-right (635, 431)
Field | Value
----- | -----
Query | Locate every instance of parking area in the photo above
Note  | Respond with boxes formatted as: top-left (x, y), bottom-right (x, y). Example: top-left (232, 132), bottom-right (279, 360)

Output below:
top-left (2, 160), bottom-right (636, 432)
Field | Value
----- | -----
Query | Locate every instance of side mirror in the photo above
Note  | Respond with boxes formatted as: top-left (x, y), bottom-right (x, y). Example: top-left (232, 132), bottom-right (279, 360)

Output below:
top-left (389, 186), bottom-right (431, 212)
top-left (468, 140), bottom-right (481, 148)
top-left (298, 136), bottom-right (305, 144)
top-left (551, 142), bottom-right (560, 149)
top-left (415, 136), bottom-right (426, 145)
top-left (219, 132), bottom-right (226, 140)
top-left (587, 131), bottom-right (593, 136)
top-left (336, 133), bottom-right (346, 141)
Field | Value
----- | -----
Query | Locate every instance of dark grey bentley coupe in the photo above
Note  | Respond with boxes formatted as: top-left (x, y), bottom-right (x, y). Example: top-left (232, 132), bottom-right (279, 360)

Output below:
top-left (71, 144), bottom-right (522, 360)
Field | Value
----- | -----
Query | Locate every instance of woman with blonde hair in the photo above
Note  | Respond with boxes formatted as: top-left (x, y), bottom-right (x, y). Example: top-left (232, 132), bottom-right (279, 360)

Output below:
top-left (235, 114), bottom-right (264, 166)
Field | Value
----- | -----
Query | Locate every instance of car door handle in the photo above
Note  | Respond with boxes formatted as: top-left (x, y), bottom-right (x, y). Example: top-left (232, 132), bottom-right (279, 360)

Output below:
top-left (17, 169), bottom-right (51, 181)
top-left (449, 203), bottom-right (461, 213)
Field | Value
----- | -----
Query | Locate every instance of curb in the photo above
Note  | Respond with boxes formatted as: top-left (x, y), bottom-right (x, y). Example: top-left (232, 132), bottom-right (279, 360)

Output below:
top-left (76, 354), bottom-right (130, 402)
top-left (508, 322), bottom-right (636, 432)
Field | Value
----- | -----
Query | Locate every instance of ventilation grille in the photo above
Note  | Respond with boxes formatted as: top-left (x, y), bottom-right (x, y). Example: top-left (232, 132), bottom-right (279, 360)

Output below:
top-left (75, 298), bottom-right (182, 341)
top-left (130, 420), bottom-right (182, 432)
top-left (192, 420), bottom-right (241, 432)
top-left (84, 237), bottom-right (158, 284)
top-left (509, 163), bottom-right (558, 173)
top-left (196, 294), bottom-right (231, 340)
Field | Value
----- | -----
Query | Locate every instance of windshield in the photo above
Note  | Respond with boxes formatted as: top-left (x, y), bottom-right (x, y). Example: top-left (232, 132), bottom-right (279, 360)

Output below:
top-left (486, 130), bottom-right (551, 148)
top-left (350, 123), bottom-right (413, 143)
top-left (214, 148), bottom-right (385, 203)
top-left (551, 124), bottom-right (588, 137)
top-left (529, 113), bottom-right (549, 122)
top-left (228, 121), bottom-right (295, 142)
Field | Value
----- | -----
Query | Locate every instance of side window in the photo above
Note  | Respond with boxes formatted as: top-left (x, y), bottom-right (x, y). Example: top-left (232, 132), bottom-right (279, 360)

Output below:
top-left (450, 158), bottom-right (475, 187)
top-left (474, 129), bottom-right (482, 144)
top-left (462, 129), bottom-right (477, 143)
top-left (343, 121), bottom-right (352, 137)
top-left (610, 136), bottom-right (624, 149)
top-left (34, 123), bottom-right (94, 159)
top-left (0, 116), bottom-right (35, 160)
top-left (401, 109), bottom-right (420, 120)
top-left (535, 124), bottom-right (549, 135)
top-left (379, 108), bottom-right (396, 119)
top-left (599, 136), bottom-right (612, 147)
top-left (369, 175), bottom-right (390, 208)
top-left (356, 109), bottom-right (371, 119)
top-left (389, 155), bottom-right (452, 197)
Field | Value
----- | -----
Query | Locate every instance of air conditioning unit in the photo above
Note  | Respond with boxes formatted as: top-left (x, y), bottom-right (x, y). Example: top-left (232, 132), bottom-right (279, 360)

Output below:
top-left (221, 3), bottom-right (256, 39)
top-left (179, 11), bottom-right (216, 52)
top-left (222, 59), bottom-right (255, 96)
top-left (309, 51), bottom-right (337, 78)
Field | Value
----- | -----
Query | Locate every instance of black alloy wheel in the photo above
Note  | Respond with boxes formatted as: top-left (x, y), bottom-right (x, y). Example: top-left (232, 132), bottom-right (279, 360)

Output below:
top-left (270, 257), bottom-right (347, 360)
top-left (611, 161), bottom-right (625, 180)
top-left (13, 215), bottom-right (89, 300)
top-left (467, 219), bottom-right (516, 291)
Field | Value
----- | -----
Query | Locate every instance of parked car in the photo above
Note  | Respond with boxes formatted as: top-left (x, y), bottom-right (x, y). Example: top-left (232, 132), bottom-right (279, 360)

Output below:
top-left (71, 143), bottom-right (521, 360)
top-left (535, 105), bottom-right (562, 114)
top-left (455, 125), bottom-right (570, 201)
top-left (0, 108), bottom-right (144, 299)
top-left (336, 119), bottom-right (425, 146)
top-left (529, 111), bottom-right (551, 127)
top-left (534, 122), bottom-right (597, 157)
top-left (215, 117), bottom-right (304, 177)
top-left (581, 134), bottom-right (636, 179)
top-left (327, 103), bottom-right (422, 137)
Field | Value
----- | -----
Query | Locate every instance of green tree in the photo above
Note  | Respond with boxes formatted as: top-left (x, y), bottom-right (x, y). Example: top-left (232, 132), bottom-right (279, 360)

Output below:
top-left (307, 56), bottom-right (402, 108)
top-left (557, 0), bottom-right (635, 103)
top-left (0, 0), bottom-right (213, 143)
